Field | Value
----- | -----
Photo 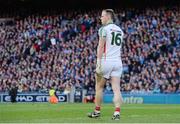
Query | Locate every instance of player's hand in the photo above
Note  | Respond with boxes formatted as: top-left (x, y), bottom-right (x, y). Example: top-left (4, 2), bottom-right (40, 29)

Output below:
top-left (96, 59), bottom-right (102, 74)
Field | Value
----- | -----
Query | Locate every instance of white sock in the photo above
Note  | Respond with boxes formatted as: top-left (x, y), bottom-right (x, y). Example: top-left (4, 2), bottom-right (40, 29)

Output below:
top-left (95, 110), bottom-right (100, 113)
top-left (114, 111), bottom-right (120, 115)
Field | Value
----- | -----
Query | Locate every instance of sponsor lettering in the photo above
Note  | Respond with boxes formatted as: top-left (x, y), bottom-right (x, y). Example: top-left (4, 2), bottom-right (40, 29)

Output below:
top-left (123, 97), bottom-right (143, 104)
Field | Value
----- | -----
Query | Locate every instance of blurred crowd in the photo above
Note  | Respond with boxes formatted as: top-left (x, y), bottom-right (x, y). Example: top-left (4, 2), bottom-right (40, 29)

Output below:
top-left (0, 7), bottom-right (179, 94)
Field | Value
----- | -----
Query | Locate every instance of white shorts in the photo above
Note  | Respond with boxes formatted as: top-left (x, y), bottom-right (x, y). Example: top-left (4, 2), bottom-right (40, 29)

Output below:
top-left (101, 59), bottom-right (123, 79)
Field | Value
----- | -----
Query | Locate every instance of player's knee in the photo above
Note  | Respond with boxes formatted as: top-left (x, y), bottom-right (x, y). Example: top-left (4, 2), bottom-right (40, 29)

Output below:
top-left (96, 82), bottom-right (104, 90)
top-left (96, 84), bottom-right (104, 91)
top-left (112, 86), bottom-right (120, 93)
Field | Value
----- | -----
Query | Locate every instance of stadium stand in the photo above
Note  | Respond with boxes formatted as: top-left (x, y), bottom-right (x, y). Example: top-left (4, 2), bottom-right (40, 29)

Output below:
top-left (0, 6), bottom-right (179, 95)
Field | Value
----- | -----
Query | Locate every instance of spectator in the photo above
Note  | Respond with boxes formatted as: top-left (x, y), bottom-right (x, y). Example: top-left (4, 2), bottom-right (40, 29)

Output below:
top-left (0, 7), bottom-right (179, 94)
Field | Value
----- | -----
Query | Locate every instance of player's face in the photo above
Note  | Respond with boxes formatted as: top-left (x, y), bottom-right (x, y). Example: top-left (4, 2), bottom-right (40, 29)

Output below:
top-left (100, 11), bottom-right (108, 25)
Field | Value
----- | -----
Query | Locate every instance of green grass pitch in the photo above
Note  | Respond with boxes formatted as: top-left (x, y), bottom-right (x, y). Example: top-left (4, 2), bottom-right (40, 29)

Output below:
top-left (0, 103), bottom-right (180, 123)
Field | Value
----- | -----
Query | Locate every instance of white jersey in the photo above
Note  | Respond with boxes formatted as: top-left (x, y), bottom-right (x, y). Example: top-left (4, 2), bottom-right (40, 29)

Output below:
top-left (98, 23), bottom-right (124, 61)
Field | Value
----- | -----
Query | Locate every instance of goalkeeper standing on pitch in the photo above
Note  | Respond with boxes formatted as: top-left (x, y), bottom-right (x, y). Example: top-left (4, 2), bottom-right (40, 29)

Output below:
top-left (88, 9), bottom-right (124, 120)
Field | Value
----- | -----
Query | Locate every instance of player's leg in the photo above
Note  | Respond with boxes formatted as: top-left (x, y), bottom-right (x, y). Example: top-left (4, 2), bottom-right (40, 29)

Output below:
top-left (88, 73), bottom-right (106, 118)
top-left (88, 60), bottom-right (111, 118)
top-left (95, 73), bottom-right (107, 111)
top-left (111, 76), bottom-right (123, 120)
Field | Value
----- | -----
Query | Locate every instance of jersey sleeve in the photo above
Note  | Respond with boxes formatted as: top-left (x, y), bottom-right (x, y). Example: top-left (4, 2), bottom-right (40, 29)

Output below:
top-left (98, 27), bottom-right (107, 38)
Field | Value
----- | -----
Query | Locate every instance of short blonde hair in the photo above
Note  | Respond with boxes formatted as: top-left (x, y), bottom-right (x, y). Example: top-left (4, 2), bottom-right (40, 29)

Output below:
top-left (103, 9), bottom-right (115, 21)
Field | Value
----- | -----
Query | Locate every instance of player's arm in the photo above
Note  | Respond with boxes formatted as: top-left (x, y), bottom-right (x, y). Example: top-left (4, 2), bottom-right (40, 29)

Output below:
top-left (97, 37), bottom-right (105, 59)
top-left (96, 27), bottom-right (106, 74)
top-left (97, 27), bottom-right (106, 60)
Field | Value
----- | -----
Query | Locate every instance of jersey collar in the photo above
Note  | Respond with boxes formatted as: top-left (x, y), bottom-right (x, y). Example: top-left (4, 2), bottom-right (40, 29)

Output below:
top-left (104, 20), bottom-right (113, 26)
